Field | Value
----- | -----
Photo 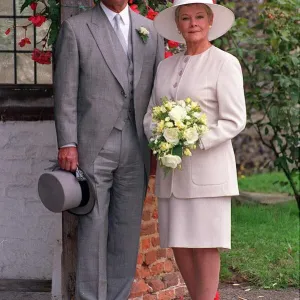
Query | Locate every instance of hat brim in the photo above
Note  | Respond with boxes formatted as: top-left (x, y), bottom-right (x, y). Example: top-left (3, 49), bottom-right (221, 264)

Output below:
top-left (154, 2), bottom-right (235, 43)
top-left (68, 172), bottom-right (96, 215)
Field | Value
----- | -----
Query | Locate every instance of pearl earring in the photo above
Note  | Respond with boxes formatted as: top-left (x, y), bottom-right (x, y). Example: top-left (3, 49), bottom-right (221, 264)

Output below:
top-left (178, 30), bottom-right (181, 34)
top-left (209, 25), bottom-right (212, 29)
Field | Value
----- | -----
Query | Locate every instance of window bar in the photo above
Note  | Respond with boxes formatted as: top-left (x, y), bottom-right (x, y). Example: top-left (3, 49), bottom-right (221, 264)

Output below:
top-left (13, 0), bottom-right (17, 84)
top-left (34, 7), bottom-right (37, 84)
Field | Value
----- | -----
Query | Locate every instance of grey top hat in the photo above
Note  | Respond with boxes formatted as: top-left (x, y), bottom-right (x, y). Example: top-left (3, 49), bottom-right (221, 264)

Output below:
top-left (38, 166), bottom-right (96, 215)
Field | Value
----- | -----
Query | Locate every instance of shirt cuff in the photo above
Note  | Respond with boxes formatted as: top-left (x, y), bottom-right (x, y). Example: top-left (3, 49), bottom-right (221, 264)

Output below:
top-left (60, 143), bottom-right (77, 148)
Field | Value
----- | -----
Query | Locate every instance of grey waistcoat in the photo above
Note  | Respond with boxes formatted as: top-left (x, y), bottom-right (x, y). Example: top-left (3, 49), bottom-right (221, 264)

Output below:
top-left (114, 26), bottom-right (135, 130)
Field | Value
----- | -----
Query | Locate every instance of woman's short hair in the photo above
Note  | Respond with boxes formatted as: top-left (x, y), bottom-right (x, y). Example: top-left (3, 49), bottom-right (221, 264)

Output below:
top-left (175, 4), bottom-right (213, 21)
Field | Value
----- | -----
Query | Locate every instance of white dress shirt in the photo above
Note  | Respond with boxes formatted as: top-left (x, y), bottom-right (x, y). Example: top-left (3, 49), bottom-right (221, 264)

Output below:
top-left (61, 3), bottom-right (131, 149)
top-left (100, 2), bottom-right (130, 47)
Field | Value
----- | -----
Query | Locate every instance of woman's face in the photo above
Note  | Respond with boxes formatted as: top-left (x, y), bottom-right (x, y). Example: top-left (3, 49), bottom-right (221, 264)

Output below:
top-left (176, 4), bottom-right (213, 44)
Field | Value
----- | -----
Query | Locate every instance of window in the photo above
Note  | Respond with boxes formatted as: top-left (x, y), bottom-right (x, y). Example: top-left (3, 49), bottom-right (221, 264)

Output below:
top-left (0, 0), bottom-right (53, 85)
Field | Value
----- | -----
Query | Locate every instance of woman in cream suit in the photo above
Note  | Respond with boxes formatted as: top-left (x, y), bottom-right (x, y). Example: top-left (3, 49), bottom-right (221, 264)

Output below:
top-left (144, 1), bottom-right (246, 299)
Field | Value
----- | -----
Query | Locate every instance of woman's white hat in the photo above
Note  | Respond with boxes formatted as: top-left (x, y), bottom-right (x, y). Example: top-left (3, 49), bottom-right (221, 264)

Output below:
top-left (154, 0), bottom-right (235, 43)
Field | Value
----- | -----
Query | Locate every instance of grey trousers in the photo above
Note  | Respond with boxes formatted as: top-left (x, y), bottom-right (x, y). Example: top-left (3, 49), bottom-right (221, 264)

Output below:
top-left (76, 121), bottom-right (145, 300)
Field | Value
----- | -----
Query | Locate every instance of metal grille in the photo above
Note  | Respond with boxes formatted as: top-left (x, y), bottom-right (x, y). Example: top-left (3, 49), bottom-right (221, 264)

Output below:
top-left (0, 0), bottom-right (53, 85)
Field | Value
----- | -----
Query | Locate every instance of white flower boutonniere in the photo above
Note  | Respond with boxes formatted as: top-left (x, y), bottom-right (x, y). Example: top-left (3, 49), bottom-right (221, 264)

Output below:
top-left (136, 26), bottom-right (149, 44)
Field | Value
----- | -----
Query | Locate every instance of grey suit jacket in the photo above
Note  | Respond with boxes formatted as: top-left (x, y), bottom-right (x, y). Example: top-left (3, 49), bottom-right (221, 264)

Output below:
top-left (54, 4), bottom-right (164, 176)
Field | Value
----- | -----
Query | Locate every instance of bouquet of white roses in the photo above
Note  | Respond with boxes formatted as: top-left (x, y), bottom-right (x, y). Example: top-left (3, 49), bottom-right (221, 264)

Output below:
top-left (149, 96), bottom-right (208, 173)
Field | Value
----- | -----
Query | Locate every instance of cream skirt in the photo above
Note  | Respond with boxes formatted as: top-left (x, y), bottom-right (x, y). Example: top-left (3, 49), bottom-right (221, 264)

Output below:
top-left (158, 195), bottom-right (231, 249)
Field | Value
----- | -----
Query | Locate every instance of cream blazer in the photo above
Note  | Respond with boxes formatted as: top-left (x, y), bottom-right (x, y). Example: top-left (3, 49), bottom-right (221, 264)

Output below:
top-left (143, 46), bottom-right (247, 199)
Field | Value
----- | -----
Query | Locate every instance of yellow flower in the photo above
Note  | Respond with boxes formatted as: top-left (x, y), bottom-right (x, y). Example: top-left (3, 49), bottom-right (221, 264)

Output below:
top-left (199, 114), bottom-right (207, 124)
top-left (160, 142), bottom-right (172, 151)
top-left (185, 97), bottom-right (191, 104)
top-left (174, 120), bottom-right (185, 129)
top-left (183, 148), bottom-right (192, 156)
top-left (164, 102), bottom-right (173, 111)
top-left (157, 120), bottom-right (165, 133)
top-left (153, 106), bottom-right (161, 116)
top-left (191, 101), bottom-right (198, 109)
top-left (165, 121), bottom-right (174, 128)
top-left (160, 107), bottom-right (167, 113)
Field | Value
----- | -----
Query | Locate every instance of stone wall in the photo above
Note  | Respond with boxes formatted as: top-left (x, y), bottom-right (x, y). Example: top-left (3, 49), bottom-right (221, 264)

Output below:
top-left (0, 121), bottom-right (60, 279)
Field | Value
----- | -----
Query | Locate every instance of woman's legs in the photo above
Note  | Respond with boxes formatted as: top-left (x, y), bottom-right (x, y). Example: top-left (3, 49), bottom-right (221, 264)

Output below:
top-left (194, 248), bottom-right (220, 300)
top-left (173, 248), bottom-right (220, 300)
top-left (172, 248), bottom-right (197, 299)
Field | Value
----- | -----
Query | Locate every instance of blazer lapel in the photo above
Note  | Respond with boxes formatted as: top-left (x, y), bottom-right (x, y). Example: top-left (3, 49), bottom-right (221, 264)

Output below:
top-left (130, 10), bottom-right (146, 88)
top-left (87, 4), bottom-right (128, 91)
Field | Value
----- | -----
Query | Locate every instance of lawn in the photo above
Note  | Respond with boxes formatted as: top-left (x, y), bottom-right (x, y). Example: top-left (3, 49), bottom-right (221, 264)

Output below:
top-left (220, 201), bottom-right (299, 288)
top-left (238, 172), bottom-right (299, 195)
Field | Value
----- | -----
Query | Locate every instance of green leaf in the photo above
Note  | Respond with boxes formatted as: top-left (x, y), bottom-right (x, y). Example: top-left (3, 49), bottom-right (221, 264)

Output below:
top-left (48, 22), bottom-right (59, 46)
top-left (20, 0), bottom-right (35, 13)
top-left (172, 145), bottom-right (183, 158)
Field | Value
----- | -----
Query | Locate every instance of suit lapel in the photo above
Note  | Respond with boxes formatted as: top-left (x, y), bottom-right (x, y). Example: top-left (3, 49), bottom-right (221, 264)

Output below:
top-left (130, 10), bottom-right (146, 88)
top-left (87, 4), bottom-right (128, 91)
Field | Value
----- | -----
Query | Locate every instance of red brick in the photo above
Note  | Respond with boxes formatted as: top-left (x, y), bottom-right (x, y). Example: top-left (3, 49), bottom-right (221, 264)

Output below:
top-left (143, 294), bottom-right (157, 300)
top-left (157, 289), bottom-right (175, 300)
top-left (135, 265), bottom-right (151, 279)
top-left (137, 253), bottom-right (144, 265)
top-left (166, 248), bottom-right (174, 258)
top-left (164, 260), bottom-right (174, 273)
top-left (130, 279), bottom-right (150, 297)
top-left (151, 236), bottom-right (160, 247)
top-left (157, 249), bottom-right (167, 259)
top-left (141, 238), bottom-right (151, 252)
top-left (145, 250), bottom-right (157, 265)
top-left (175, 286), bottom-right (186, 298)
top-left (141, 221), bottom-right (156, 236)
top-left (163, 273), bottom-right (179, 288)
top-left (144, 194), bottom-right (155, 205)
top-left (150, 262), bottom-right (164, 276)
top-left (147, 279), bottom-right (165, 292)
top-left (152, 208), bottom-right (159, 219)
top-left (143, 210), bottom-right (152, 221)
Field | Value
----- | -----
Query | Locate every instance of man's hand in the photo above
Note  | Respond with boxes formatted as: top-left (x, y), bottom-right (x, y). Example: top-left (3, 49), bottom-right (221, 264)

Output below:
top-left (58, 147), bottom-right (78, 172)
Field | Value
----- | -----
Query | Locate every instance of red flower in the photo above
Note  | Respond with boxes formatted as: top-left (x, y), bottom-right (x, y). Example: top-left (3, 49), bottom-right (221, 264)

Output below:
top-left (214, 291), bottom-right (220, 300)
top-left (130, 4), bottom-right (140, 14)
top-left (30, 2), bottom-right (38, 10)
top-left (32, 48), bottom-right (52, 64)
top-left (146, 8), bottom-right (158, 20)
top-left (128, 0), bottom-right (134, 4)
top-left (28, 15), bottom-right (47, 27)
top-left (5, 28), bottom-right (11, 35)
top-left (165, 51), bottom-right (173, 58)
top-left (18, 37), bottom-right (31, 47)
top-left (168, 40), bottom-right (180, 48)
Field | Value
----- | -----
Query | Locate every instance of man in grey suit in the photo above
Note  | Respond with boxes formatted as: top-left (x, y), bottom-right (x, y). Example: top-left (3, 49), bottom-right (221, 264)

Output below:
top-left (53, 0), bottom-right (164, 299)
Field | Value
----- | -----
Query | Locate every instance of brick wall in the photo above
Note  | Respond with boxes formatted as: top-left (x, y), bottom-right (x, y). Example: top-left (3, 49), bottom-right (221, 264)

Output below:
top-left (129, 177), bottom-right (188, 300)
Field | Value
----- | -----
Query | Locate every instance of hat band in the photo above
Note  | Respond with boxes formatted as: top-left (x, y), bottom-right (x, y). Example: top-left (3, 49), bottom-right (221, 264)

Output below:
top-left (78, 180), bottom-right (90, 207)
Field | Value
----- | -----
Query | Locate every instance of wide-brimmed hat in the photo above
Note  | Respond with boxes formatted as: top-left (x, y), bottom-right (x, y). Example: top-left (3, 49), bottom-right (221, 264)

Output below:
top-left (154, 0), bottom-right (235, 43)
top-left (38, 167), bottom-right (96, 215)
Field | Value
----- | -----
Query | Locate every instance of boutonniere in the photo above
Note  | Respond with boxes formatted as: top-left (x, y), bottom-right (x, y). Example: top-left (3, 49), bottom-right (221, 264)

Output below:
top-left (136, 26), bottom-right (149, 44)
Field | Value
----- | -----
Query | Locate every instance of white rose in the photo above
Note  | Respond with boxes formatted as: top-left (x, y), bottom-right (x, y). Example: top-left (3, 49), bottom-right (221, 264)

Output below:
top-left (160, 154), bottom-right (182, 169)
top-left (193, 112), bottom-right (201, 119)
top-left (140, 27), bottom-right (149, 35)
top-left (177, 100), bottom-right (186, 108)
top-left (183, 127), bottom-right (199, 144)
top-left (163, 128), bottom-right (179, 145)
top-left (169, 105), bottom-right (187, 121)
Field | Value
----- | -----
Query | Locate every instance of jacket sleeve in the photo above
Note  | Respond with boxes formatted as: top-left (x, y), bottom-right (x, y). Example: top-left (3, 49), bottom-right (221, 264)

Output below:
top-left (144, 62), bottom-right (162, 141)
top-left (201, 56), bottom-right (247, 150)
top-left (54, 20), bottom-right (79, 148)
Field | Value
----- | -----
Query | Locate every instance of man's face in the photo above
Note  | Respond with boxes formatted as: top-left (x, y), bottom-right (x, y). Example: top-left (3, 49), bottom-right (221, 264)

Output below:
top-left (101, 0), bottom-right (128, 11)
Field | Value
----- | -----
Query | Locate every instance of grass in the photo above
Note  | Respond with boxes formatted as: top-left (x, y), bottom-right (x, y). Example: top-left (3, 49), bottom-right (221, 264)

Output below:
top-left (220, 201), bottom-right (299, 288)
top-left (238, 172), bottom-right (299, 195)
